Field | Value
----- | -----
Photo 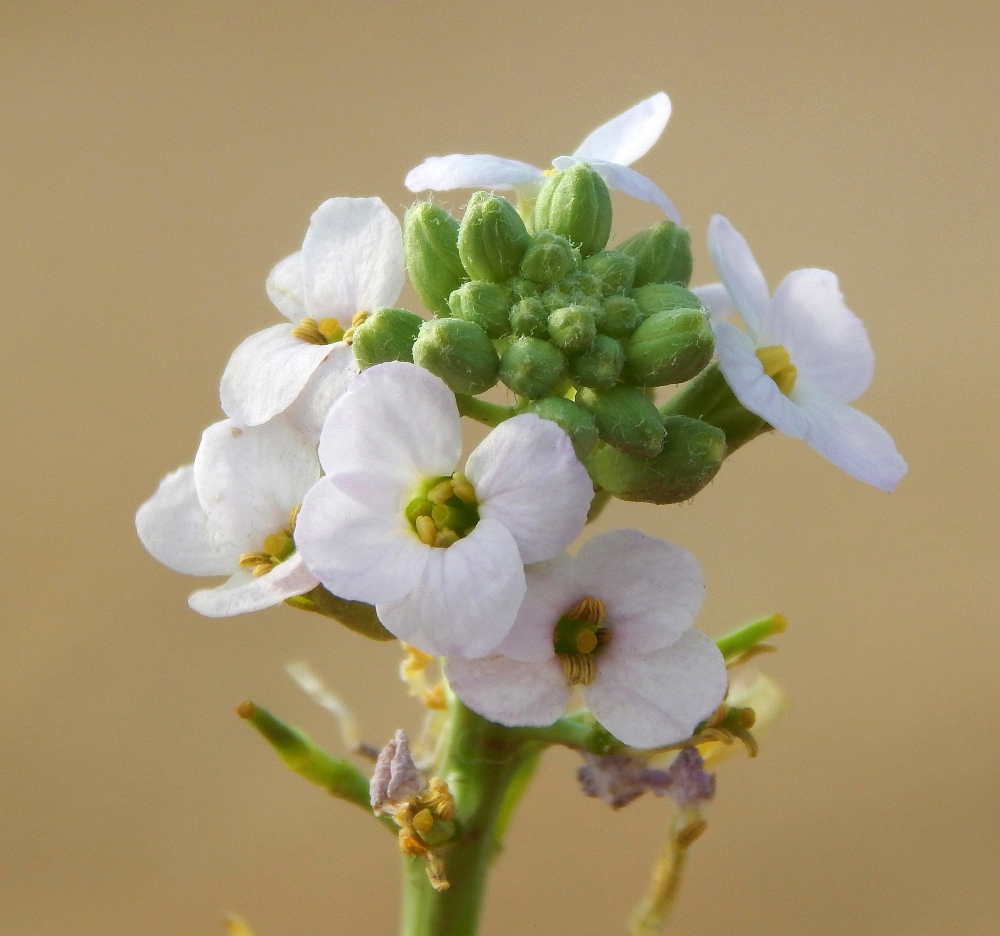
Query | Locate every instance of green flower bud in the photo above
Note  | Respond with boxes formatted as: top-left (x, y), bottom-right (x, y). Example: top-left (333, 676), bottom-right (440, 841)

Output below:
top-left (509, 296), bottom-right (550, 338)
top-left (447, 280), bottom-right (512, 339)
top-left (499, 337), bottom-right (567, 399)
top-left (533, 163), bottom-right (613, 257)
top-left (617, 220), bottom-right (693, 287)
top-left (457, 191), bottom-right (531, 283)
top-left (584, 250), bottom-right (637, 294)
top-left (520, 231), bottom-right (575, 285)
top-left (548, 304), bottom-right (597, 353)
top-left (351, 307), bottom-right (424, 369)
top-left (507, 276), bottom-right (542, 300)
top-left (586, 415), bottom-right (726, 504)
top-left (576, 384), bottom-right (666, 458)
top-left (623, 308), bottom-right (715, 387)
top-left (568, 334), bottom-right (625, 389)
top-left (568, 271), bottom-right (604, 298)
top-left (599, 295), bottom-right (643, 339)
top-left (631, 282), bottom-right (702, 318)
top-left (403, 202), bottom-right (467, 318)
top-left (522, 395), bottom-right (599, 459)
top-left (413, 318), bottom-right (499, 395)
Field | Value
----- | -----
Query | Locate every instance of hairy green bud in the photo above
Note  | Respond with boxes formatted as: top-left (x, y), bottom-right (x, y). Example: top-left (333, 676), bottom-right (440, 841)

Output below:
top-left (576, 384), bottom-right (666, 458)
top-left (522, 395), bottom-right (599, 459)
top-left (413, 318), bottom-right (499, 395)
top-left (499, 337), bottom-right (567, 399)
top-left (631, 282), bottom-right (702, 318)
top-left (599, 295), bottom-right (643, 339)
top-left (448, 280), bottom-right (512, 339)
top-left (351, 307), bottom-right (424, 369)
top-left (617, 220), bottom-right (693, 287)
top-left (507, 276), bottom-right (542, 300)
top-left (458, 192), bottom-right (531, 283)
top-left (623, 308), bottom-right (715, 387)
top-left (403, 202), bottom-right (467, 318)
top-left (534, 163), bottom-right (613, 257)
top-left (568, 334), bottom-right (625, 388)
top-left (548, 304), bottom-right (597, 353)
top-left (586, 415), bottom-right (726, 503)
top-left (584, 250), bottom-right (637, 295)
top-left (520, 231), bottom-right (575, 285)
top-left (509, 296), bottom-right (550, 338)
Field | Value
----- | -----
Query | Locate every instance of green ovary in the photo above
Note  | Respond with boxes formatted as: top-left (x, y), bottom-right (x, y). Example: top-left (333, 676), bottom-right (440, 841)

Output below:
top-left (405, 473), bottom-right (480, 548)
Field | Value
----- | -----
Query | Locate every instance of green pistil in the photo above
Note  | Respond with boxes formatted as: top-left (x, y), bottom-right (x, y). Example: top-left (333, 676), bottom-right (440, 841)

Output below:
top-left (406, 473), bottom-right (481, 547)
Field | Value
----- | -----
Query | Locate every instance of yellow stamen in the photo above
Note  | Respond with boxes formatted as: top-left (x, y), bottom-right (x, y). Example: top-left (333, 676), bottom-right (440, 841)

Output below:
top-left (565, 596), bottom-right (605, 627)
top-left (426, 480), bottom-right (454, 505)
top-left (290, 318), bottom-right (328, 345)
top-left (238, 552), bottom-right (273, 570)
top-left (398, 830), bottom-right (428, 858)
top-left (251, 563), bottom-right (274, 577)
top-left (412, 808), bottom-right (435, 835)
top-left (317, 317), bottom-right (344, 342)
top-left (415, 515), bottom-right (437, 546)
top-left (262, 532), bottom-right (290, 556)
top-left (450, 472), bottom-right (477, 505)
top-left (559, 653), bottom-right (596, 686)
top-left (426, 855), bottom-right (450, 892)
top-left (542, 168), bottom-right (557, 177)
top-left (434, 529), bottom-right (460, 549)
top-left (420, 777), bottom-right (457, 820)
top-left (287, 504), bottom-right (300, 531)
top-left (755, 345), bottom-right (797, 395)
top-left (422, 683), bottom-right (447, 711)
top-left (351, 311), bottom-right (369, 328)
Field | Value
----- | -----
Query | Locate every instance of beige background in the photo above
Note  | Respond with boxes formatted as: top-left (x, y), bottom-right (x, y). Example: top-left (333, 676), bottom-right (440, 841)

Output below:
top-left (1, 1), bottom-right (997, 934)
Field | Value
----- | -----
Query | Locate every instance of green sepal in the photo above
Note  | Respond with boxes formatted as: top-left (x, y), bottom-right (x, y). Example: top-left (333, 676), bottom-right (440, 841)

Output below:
top-left (631, 282), bottom-right (702, 318)
top-left (617, 220), bottom-right (693, 287)
top-left (583, 249), bottom-right (637, 294)
top-left (519, 231), bottom-right (575, 285)
top-left (413, 317), bottom-right (500, 395)
top-left (404, 202), bottom-right (467, 317)
top-left (448, 280), bottom-right (512, 338)
top-left (576, 384), bottom-right (666, 459)
top-left (285, 585), bottom-right (395, 641)
top-left (622, 308), bottom-right (714, 387)
top-left (499, 337), bottom-right (567, 399)
top-left (457, 192), bottom-right (531, 283)
top-left (522, 395), bottom-right (599, 459)
top-left (598, 295), bottom-right (643, 339)
top-left (533, 163), bottom-right (613, 257)
top-left (509, 296), bottom-right (550, 338)
top-left (350, 307), bottom-right (424, 369)
top-left (547, 304), bottom-right (597, 353)
top-left (568, 334), bottom-right (625, 388)
top-left (715, 613), bottom-right (787, 662)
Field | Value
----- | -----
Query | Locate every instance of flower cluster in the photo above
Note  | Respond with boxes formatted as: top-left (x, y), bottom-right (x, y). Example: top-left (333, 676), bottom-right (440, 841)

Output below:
top-left (137, 93), bottom-right (905, 754)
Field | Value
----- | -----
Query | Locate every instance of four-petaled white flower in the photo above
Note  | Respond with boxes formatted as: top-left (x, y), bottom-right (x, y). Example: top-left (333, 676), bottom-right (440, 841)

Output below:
top-left (136, 416), bottom-right (321, 616)
top-left (404, 93), bottom-right (680, 224)
top-left (694, 214), bottom-right (907, 492)
top-left (294, 362), bottom-right (594, 659)
top-left (445, 529), bottom-right (727, 749)
top-left (220, 197), bottom-right (404, 430)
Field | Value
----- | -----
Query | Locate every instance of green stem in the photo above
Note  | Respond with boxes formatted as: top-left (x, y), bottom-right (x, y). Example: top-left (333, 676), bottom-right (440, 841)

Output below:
top-left (455, 395), bottom-right (517, 428)
top-left (400, 699), bottom-right (540, 936)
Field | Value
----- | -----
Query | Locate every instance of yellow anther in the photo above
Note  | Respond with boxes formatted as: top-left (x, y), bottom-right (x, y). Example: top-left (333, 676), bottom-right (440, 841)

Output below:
top-left (542, 168), bottom-right (557, 177)
top-left (351, 311), bottom-right (369, 328)
top-left (317, 317), bottom-right (344, 342)
top-left (238, 552), bottom-right (273, 570)
top-left (251, 563), bottom-right (274, 577)
top-left (287, 504), bottom-right (301, 531)
top-left (755, 345), bottom-right (797, 395)
top-left (450, 472), bottom-right (477, 505)
top-left (262, 532), bottom-right (290, 556)
top-left (426, 855), bottom-right (450, 892)
top-left (290, 318), bottom-right (328, 345)
top-left (421, 683), bottom-right (447, 711)
top-left (595, 626), bottom-right (611, 646)
top-left (575, 629), bottom-right (599, 654)
top-left (434, 529), bottom-right (460, 549)
top-left (565, 596), bottom-right (605, 627)
top-left (415, 515), bottom-right (437, 546)
top-left (430, 504), bottom-right (451, 527)
top-left (398, 831), bottom-right (428, 858)
top-left (426, 480), bottom-right (454, 505)
top-left (412, 808), bottom-right (435, 835)
top-left (421, 777), bottom-right (457, 820)
top-left (559, 653), bottom-right (596, 686)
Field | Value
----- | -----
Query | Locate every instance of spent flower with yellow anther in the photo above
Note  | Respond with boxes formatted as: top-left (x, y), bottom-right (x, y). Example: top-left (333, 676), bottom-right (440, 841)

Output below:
top-left (135, 416), bottom-right (320, 616)
top-left (220, 197), bottom-right (403, 430)
top-left (694, 214), bottom-right (907, 491)
top-left (446, 529), bottom-right (727, 748)
top-left (294, 362), bottom-right (593, 658)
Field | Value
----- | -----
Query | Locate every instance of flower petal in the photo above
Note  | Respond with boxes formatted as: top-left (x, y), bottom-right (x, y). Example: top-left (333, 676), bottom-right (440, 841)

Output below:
top-left (265, 251), bottom-right (305, 322)
top-left (446, 654), bottom-right (570, 727)
top-left (706, 215), bottom-right (770, 337)
top-left (220, 323), bottom-right (334, 427)
top-left (584, 629), bottom-right (727, 749)
top-left (187, 553), bottom-right (318, 618)
top-left (295, 478), bottom-right (428, 604)
top-left (318, 362), bottom-right (461, 511)
top-left (765, 269), bottom-right (874, 402)
top-left (497, 556), bottom-right (579, 664)
top-left (282, 342), bottom-right (359, 444)
top-left (194, 418), bottom-right (320, 550)
top-left (570, 92), bottom-right (672, 166)
top-left (713, 320), bottom-right (808, 438)
top-left (377, 518), bottom-right (526, 659)
top-left (691, 283), bottom-right (736, 321)
top-left (405, 154), bottom-right (545, 192)
top-left (553, 157), bottom-right (680, 224)
top-left (466, 414), bottom-right (593, 565)
top-left (135, 465), bottom-right (240, 576)
top-left (301, 197), bottom-right (404, 326)
top-left (575, 530), bottom-right (704, 656)
top-left (794, 389), bottom-right (908, 492)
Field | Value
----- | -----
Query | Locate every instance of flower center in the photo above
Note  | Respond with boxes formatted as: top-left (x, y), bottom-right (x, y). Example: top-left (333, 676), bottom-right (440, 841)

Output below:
top-left (755, 345), bottom-right (797, 395)
top-left (238, 505), bottom-right (299, 576)
top-left (553, 596), bottom-right (610, 686)
top-left (291, 317), bottom-right (345, 345)
top-left (405, 473), bottom-right (480, 549)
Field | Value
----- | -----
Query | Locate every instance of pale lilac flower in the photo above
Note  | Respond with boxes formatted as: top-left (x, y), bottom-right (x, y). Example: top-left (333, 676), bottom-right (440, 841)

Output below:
top-left (405, 93), bottom-right (680, 223)
top-left (135, 417), bottom-right (320, 616)
top-left (694, 215), bottom-right (907, 492)
top-left (220, 197), bottom-right (403, 430)
top-left (294, 362), bottom-right (593, 659)
top-left (446, 530), bottom-right (727, 749)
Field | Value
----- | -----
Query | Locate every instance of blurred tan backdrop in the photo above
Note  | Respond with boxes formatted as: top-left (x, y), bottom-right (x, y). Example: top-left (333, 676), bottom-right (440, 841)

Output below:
top-left (1, 1), bottom-right (997, 934)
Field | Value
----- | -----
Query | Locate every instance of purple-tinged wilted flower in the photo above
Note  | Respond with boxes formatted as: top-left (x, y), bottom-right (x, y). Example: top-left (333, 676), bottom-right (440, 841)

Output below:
top-left (370, 730), bottom-right (422, 815)
top-left (577, 747), bottom-right (715, 809)
top-left (663, 747), bottom-right (715, 807)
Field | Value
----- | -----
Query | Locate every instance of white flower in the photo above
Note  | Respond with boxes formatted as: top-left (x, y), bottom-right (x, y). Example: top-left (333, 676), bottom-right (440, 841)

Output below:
top-left (694, 214), bottom-right (907, 492)
top-left (404, 93), bottom-right (680, 223)
top-left (219, 197), bottom-right (404, 430)
top-left (294, 362), bottom-right (594, 659)
top-left (446, 529), bottom-right (727, 749)
top-left (135, 417), bottom-right (321, 616)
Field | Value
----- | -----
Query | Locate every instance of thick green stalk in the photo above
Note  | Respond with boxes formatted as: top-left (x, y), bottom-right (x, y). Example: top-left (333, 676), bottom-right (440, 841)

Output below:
top-left (400, 700), bottom-right (540, 936)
